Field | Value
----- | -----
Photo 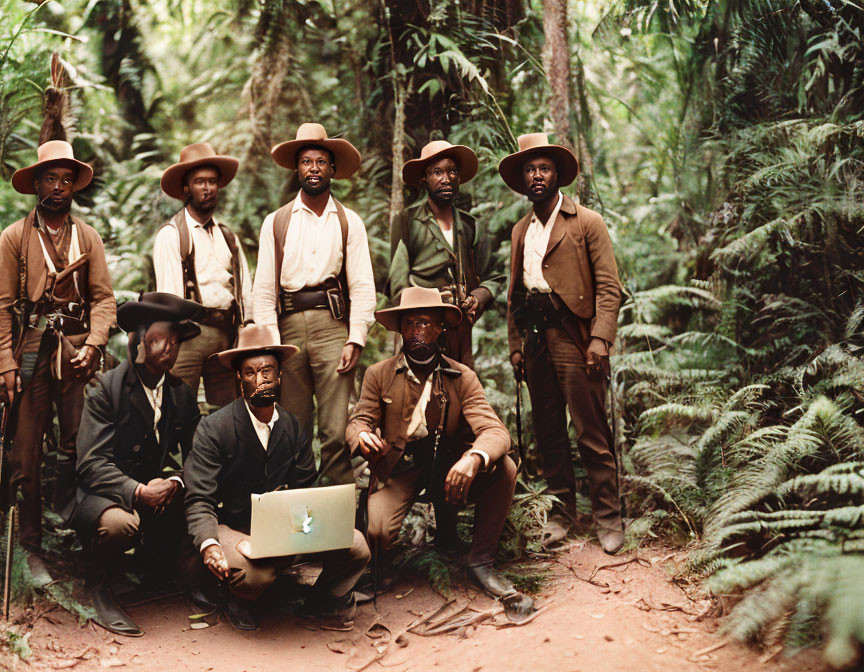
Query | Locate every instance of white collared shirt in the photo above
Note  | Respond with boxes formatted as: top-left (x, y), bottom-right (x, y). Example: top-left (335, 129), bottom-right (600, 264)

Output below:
top-left (252, 195), bottom-right (376, 346)
top-left (245, 400), bottom-right (277, 450)
top-left (522, 192), bottom-right (563, 293)
top-left (138, 372), bottom-right (166, 442)
top-left (153, 208), bottom-right (253, 312)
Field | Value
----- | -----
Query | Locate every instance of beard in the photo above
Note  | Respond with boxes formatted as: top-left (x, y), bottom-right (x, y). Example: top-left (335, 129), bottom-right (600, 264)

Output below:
top-left (427, 185), bottom-right (456, 204)
top-left (37, 192), bottom-right (73, 214)
top-left (300, 174), bottom-right (331, 196)
top-left (192, 193), bottom-right (218, 213)
top-left (404, 338), bottom-right (438, 363)
top-left (245, 383), bottom-right (281, 407)
top-left (526, 179), bottom-right (557, 203)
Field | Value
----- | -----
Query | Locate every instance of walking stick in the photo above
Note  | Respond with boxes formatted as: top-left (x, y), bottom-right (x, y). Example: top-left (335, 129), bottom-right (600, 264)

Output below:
top-left (3, 506), bottom-right (13, 621)
top-left (514, 377), bottom-right (525, 472)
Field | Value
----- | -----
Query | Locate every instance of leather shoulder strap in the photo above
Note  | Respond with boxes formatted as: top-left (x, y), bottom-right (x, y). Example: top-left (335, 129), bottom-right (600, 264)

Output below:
top-left (165, 211), bottom-right (200, 302)
top-left (272, 200), bottom-right (295, 299)
top-left (217, 222), bottom-right (244, 320)
top-left (333, 199), bottom-right (350, 281)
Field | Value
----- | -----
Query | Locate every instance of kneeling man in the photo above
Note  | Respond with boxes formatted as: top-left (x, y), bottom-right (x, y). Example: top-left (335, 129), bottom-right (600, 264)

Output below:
top-left (346, 287), bottom-right (526, 603)
top-left (69, 293), bottom-right (203, 636)
top-left (183, 325), bottom-right (370, 630)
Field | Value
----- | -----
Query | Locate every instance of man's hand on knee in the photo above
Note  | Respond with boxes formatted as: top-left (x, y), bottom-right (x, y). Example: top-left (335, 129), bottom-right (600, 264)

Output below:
top-left (136, 478), bottom-right (178, 512)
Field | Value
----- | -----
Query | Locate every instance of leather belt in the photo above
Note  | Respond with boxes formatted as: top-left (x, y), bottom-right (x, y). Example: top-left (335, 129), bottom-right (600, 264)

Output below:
top-left (197, 306), bottom-right (237, 329)
top-left (280, 279), bottom-right (339, 316)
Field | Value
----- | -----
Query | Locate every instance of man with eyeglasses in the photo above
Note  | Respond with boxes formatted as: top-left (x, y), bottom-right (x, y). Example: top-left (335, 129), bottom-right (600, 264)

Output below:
top-left (252, 123), bottom-right (375, 487)
top-left (388, 140), bottom-right (504, 369)
top-left (0, 141), bottom-right (116, 582)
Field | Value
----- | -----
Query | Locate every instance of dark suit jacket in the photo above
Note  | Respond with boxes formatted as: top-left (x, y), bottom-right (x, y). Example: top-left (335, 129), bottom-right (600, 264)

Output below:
top-left (184, 398), bottom-right (316, 549)
top-left (69, 359), bottom-right (200, 538)
top-left (506, 194), bottom-right (622, 354)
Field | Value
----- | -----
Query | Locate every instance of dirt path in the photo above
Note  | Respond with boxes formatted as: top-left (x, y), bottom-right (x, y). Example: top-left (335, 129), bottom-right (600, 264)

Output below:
top-left (2, 542), bottom-right (827, 672)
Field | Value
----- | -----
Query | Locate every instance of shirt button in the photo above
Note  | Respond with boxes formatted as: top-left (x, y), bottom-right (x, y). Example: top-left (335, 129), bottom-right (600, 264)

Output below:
top-left (579, 295), bottom-right (584, 300)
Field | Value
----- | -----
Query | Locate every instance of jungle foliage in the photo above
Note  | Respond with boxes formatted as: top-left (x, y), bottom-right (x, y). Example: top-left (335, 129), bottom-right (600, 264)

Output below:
top-left (1, 0), bottom-right (863, 664)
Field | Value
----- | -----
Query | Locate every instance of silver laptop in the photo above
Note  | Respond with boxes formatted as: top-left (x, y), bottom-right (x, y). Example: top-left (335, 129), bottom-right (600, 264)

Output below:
top-left (244, 484), bottom-right (355, 559)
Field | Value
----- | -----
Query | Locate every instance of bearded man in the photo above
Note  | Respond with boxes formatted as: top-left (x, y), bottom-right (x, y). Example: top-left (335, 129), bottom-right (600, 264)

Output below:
top-left (0, 141), bottom-right (116, 577)
top-left (252, 123), bottom-right (375, 486)
top-left (346, 288), bottom-right (530, 611)
top-left (68, 293), bottom-right (202, 636)
top-left (154, 143), bottom-right (253, 406)
top-left (183, 325), bottom-right (370, 631)
top-left (500, 134), bottom-right (625, 554)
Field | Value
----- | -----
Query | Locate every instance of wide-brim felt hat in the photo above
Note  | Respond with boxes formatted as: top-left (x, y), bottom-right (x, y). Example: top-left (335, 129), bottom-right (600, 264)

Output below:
top-left (497, 133), bottom-right (579, 195)
top-left (160, 142), bottom-right (239, 200)
top-left (270, 123), bottom-right (361, 179)
top-left (215, 324), bottom-right (299, 369)
top-left (402, 140), bottom-right (478, 187)
top-left (117, 292), bottom-right (203, 342)
top-left (375, 287), bottom-right (462, 333)
top-left (11, 140), bottom-right (94, 195)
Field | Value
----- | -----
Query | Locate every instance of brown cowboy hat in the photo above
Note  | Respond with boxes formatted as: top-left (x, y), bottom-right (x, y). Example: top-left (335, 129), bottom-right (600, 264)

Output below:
top-left (117, 292), bottom-right (203, 342)
top-left (215, 324), bottom-right (299, 370)
top-left (270, 123), bottom-right (361, 179)
top-left (375, 287), bottom-right (462, 333)
top-left (497, 133), bottom-right (579, 195)
top-left (11, 140), bottom-right (94, 195)
top-left (402, 140), bottom-right (479, 187)
top-left (160, 142), bottom-right (239, 200)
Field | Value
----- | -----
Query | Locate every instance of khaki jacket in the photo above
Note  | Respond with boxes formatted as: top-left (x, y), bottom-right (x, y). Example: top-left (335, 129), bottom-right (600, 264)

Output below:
top-left (507, 194), bottom-right (622, 354)
top-left (346, 354), bottom-right (511, 483)
top-left (0, 211), bottom-right (116, 374)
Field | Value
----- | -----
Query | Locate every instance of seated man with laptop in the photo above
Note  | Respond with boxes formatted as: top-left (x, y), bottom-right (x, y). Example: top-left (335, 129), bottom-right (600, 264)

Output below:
top-left (183, 325), bottom-right (370, 631)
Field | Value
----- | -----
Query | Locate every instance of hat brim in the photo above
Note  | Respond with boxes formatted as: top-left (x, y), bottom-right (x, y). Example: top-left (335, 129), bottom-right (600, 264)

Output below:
top-left (402, 145), bottom-right (478, 187)
top-left (375, 303), bottom-right (462, 333)
top-left (498, 146), bottom-right (579, 195)
top-left (160, 156), bottom-right (239, 200)
top-left (215, 344), bottom-right (300, 370)
top-left (11, 158), bottom-right (94, 195)
top-left (271, 138), bottom-right (361, 179)
top-left (117, 295), bottom-right (204, 334)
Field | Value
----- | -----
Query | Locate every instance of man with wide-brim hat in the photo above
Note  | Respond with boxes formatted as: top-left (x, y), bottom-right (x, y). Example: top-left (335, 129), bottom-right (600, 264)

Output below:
top-left (252, 122), bottom-right (375, 488)
top-left (500, 133), bottom-right (625, 554)
top-left (154, 142), bottom-right (253, 407)
top-left (388, 140), bottom-right (505, 369)
top-left (0, 140), bottom-right (116, 578)
top-left (346, 288), bottom-right (530, 612)
top-left (68, 292), bottom-right (203, 636)
top-left (183, 324), bottom-right (370, 631)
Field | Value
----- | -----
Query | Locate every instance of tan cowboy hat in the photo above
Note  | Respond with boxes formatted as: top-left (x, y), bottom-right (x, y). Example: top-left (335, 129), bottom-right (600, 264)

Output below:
top-left (11, 140), bottom-right (94, 195)
top-left (375, 287), bottom-right (462, 333)
top-left (401, 140), bottom-right (478, 187)
top-left (497, 133), bottom-right (579, 195)
top-left (215, 324), bottom-right (299, 370)
top-left (270, 122), bottom-right (361, 179)
top-left (160, 142), bottom-right (239, 200)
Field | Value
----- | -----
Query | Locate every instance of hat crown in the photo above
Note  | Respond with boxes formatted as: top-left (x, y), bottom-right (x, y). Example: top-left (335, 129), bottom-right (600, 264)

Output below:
top-left (178, 142), bottom-right (217, 163)
top-left (397, 287), bottom-right (447, 310)
top-left (234, 324), bottom-right (282, 351)
top-left (295, 122), bottom-right (329, 142)
top-left (419, 140), bottom-right (456, 161)
top-left (516, 133), bottom-right (551, 152)
top-left (36, 140), bottom-right (76, 162)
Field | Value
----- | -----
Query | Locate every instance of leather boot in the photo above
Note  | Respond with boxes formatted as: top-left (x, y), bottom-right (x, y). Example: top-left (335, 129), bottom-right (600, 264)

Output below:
top-left (597, 519), bottom-right (625, 555)
top-left (52, 455), bottom-right (77, 517)
top-left (223, 594), bottom-right (257, 631)
top-left (305, 589), bottom-right (357, 626)
top-left (467, 564), bottom-right (534, 620)
top-left (88, 575), bottom-right (142, 637)
top-left (24, 550), bottom-right (54, 589)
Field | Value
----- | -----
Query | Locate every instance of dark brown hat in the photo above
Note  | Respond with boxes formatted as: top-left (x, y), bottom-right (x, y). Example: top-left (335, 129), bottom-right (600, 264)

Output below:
top-left (117, 292), bottom-right (203, 342)
top-left (497, 133), bottom-right (579, 195)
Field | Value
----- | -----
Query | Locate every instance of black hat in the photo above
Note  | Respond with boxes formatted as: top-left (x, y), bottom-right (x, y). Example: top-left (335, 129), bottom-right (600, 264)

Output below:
top-left (117, 292), bottom-right (203, 342)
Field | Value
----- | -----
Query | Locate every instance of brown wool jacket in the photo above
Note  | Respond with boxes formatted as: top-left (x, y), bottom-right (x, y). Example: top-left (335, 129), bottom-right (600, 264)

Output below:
top-left (346, 354), bottom-right (511, 483)
top-left (0, 211), bottom-right (116, 374)
top-left (507, 194), bottom-right (622, 355)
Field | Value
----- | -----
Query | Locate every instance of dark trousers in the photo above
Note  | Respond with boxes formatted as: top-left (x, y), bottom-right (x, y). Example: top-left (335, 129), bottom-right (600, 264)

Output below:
top-left (524, 326), bottom-right (620, 529)
top-left (367, 456), bottom-right (518, 565)
top-left (441, 319), bottom-right (474, 369)
top-left (10, 334), bottom-right (90, 550)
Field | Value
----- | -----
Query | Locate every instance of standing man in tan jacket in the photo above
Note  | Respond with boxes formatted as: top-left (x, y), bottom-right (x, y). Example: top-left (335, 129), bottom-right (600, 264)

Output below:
top-left (253, 123), bottom-right (376, 487)
top-left (1, 141), bottom-right (116, 571)
top-left (346, 288), bottom-right (529, 609)
top-left (154, 143), bottom-right (253, 406)
top-left (500, 134), bottom-right (625, 554)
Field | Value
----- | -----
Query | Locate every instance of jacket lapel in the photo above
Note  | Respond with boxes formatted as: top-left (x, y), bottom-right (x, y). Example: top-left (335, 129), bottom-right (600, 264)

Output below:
top-left (544, 193), bottom-right (577, 259)
top-left (233, 399), bottom-right (267, 461)
top-left (126, 365), bottom-right (154, 429)
top-left (510, 213), bottom-right (531, 290)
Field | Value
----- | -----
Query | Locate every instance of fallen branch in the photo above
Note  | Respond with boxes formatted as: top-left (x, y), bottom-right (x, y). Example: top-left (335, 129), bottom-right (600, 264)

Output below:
top-left (494, 602), bottom-right (553, 628)
top-left (554, 558), bottom-right (609, 588)
top-left (687, 639), bottom-right (728, 662)
top-left (589, 556), bottom-right (648, 582)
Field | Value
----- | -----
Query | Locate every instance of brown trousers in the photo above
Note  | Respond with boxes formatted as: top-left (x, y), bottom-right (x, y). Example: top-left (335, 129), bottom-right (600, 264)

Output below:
top-left (367, 456), bottom-right (517, 565)
top-left (171, 323), bottom-right (237, 406)
top-left (441, 319), bottom-right (474, 369)
top-left (278, 309), bottom-right (354, 486)
top-left (208, 524), bottom-right (370, 601)
top-left (524, 326), bottom-right (620, 529)
top-left (10, 334), bottom-right (91, 550)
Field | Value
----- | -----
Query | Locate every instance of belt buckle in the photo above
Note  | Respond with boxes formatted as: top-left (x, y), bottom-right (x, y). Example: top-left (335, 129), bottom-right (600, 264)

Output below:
top-left (282, 293), bottom-right (294, 312)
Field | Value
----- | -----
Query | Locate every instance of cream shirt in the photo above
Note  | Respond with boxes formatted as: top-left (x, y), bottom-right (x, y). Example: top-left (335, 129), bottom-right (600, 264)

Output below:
top-left (522, 192), bottom-right (563, 293)
top-left (153, 209), bottom-right (253, 313)
top-left (252, 195), bottom-right (376, 346)
top-left (245, 400), bottom-right (278, 450)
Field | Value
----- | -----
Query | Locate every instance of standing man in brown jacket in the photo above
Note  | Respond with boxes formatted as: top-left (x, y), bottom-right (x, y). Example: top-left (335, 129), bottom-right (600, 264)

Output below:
top-left (500, 134), bottom-right (625, 554)
top-left (346, 288), bottom-right (529, 607)
top-left (154, 143), bottom-right (253, 406)
top-left (1, 141), bottom-right (116, 572)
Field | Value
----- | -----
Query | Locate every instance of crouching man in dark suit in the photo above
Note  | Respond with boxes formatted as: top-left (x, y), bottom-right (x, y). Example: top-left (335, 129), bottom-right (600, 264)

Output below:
top-left (183, 325), bottom-right (370, 631)
top-left (68, 293), bottom-right (203, 636)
